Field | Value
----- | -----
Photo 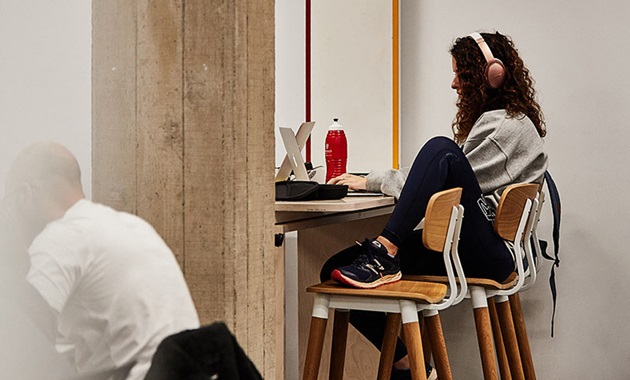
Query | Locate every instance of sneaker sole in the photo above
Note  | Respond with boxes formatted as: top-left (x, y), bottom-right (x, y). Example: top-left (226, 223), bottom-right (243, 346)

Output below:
top-left (331, 269), bottom-right (402, 289)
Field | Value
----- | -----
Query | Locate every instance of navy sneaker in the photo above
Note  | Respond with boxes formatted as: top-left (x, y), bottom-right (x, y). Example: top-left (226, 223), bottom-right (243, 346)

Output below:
top-left (331, 238), bottom-right (401, 288)
top-left (391, 363), bottom-right (437, 380)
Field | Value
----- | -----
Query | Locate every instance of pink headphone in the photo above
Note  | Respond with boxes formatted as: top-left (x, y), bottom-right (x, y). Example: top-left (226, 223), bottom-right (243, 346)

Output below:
top-left (469, 32), bottom-right (506, 89)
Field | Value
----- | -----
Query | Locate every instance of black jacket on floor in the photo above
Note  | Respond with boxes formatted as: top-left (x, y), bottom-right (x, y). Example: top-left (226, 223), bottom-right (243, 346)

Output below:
top-left (144, 322), bottom-right (263, 380)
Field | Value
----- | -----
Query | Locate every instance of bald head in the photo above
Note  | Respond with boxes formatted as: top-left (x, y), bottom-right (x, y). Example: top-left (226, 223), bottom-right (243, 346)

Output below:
top-left (6, 142), bottom-right (83, 195)
top-left (1, 142), bottom-right (84, 245)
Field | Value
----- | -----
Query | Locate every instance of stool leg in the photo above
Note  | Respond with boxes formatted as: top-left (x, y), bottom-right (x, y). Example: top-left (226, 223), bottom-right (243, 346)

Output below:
top-left (400, 300), bottom-right (426, 380)
top-left (510, 293), bottom-right (536, 380)
top-left (471, 287), bottom-right (499, 380)
top-left (489, 298), bottom-right (512, 380)
top-left (402, 322), bottom-right (426, 380)
top-left (377, 313), bottom-right (401, 380)
top-left (495, 295), bottom-right (524, 380)
top-left (329, 310), bottom-right (349, 380)
top-left (303, 295), bottom-right (330, 380)
top-left (303, 317), bottom-right (327, 380)
top-left (421, 315), bottom-right (433, 364)
top-left (423, 310), bottom-right (453, 380)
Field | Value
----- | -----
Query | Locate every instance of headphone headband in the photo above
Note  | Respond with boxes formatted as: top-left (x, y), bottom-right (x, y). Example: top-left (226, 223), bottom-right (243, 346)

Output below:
top-left (469, 32), bottom-right (495, 62)
top-left (468, 32), bottom-right (506, 89)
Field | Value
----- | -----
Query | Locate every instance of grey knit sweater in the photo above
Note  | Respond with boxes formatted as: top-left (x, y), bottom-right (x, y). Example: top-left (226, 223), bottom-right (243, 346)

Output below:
top-left (365, 110), bottom-right (548, 199)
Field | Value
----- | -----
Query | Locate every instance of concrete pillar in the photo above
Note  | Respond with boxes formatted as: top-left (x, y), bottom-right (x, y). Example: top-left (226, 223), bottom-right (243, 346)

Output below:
top-left (92, 1), bottom-right (277, 377)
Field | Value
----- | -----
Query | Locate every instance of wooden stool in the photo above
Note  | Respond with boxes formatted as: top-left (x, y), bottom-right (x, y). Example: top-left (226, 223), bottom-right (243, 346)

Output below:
top-left (407, 183), bottom-right (540, 380)
top-left (489, 186), bottom-right (544, 380)
top-left (503, 188), bottom-right (545, 380)
top-left (303, 188), bottom-right (465, 380)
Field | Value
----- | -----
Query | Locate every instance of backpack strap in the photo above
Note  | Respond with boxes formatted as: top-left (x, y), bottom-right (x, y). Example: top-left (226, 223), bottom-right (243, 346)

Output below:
top-left (541, 170), bottom-right (561, 337)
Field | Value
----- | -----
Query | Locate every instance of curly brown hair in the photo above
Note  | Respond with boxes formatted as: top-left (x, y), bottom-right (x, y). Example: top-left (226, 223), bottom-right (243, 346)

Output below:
top-left (449, 32), bottom-right (546, 144)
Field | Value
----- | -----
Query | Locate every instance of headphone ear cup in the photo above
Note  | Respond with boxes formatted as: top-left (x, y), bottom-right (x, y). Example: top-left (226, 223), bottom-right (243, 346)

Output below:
top-left (485, 59), bottom-right (506, 89)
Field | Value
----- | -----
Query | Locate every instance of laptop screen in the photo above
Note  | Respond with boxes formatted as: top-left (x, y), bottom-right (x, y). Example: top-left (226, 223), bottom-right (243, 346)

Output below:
top-left (275, 122), bottom-right (315, 182)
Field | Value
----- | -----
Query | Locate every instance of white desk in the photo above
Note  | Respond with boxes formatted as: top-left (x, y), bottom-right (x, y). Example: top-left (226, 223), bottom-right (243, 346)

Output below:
top-left (275, 195), bottom-right (395, 380)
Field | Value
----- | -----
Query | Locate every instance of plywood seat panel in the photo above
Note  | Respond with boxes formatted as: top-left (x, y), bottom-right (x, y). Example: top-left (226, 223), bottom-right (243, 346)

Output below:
top-left (403, 271), bottom-right (519, 291)
top-left (307, 279), bottom-right (448, 304)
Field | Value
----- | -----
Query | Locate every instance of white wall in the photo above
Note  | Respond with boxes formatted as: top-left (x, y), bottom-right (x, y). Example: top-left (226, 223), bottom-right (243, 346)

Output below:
top-left (402, 1), bottom-right (630, 378)
top-left (275, 1), bottom-right (395, 176)
top-left (0, 1), bottom-right (91, 197)
top-left (0, 2), bottom-right (90, 376)
top-left (275, 0), bottom-right (306, 167)
top-left (310, 0), bottom-right (393, 174)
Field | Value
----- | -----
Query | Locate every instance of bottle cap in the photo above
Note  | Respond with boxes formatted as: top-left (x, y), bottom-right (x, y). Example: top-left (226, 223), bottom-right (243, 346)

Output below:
top-left (328, 118), bottom-right (344, 130)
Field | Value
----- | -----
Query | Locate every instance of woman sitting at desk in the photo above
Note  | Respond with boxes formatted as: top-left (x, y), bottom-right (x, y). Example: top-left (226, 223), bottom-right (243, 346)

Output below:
top-left (324, 31), bottom-right (548, 379)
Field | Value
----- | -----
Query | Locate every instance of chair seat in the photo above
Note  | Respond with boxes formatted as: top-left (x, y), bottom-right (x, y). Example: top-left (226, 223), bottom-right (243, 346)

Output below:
top-left (307, 279), bottom-right (448, 304)
top-left (403, 271), bottom-right (519, 291)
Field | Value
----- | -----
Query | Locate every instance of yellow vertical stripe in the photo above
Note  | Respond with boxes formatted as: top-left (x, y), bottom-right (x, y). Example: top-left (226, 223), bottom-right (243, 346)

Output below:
top-left (392, 0), bottom-right (400, 169)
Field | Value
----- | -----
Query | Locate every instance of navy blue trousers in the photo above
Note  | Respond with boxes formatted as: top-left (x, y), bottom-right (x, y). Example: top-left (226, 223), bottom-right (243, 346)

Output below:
top-left (320, 137), bottom-right (514, 362)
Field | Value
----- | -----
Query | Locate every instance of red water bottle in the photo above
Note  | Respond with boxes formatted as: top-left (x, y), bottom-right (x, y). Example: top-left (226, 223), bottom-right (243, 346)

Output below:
top-left (325, 118), bottom-right (348, 183)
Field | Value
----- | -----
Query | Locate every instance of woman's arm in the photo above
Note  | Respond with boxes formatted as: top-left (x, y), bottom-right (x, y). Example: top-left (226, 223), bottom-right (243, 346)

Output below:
top-left (328, 168), bottom-right (410, 199)
top-left (366, 168), bottom-right (410, 199)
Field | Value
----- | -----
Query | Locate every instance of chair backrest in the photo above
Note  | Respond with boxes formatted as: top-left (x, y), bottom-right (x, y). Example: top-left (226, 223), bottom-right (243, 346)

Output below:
top-left (494, 184), bottom-right (540, 242)
top-left (521, 188), bottom-right (545, 291)
top-left (529, 188), bottom-right (546, 269)
top-left (421, 187), bottom-right (466, 309)
top-left (422, 187), bottom-right (463, 252)
top-left (491, 183), bottom-right (540, 297)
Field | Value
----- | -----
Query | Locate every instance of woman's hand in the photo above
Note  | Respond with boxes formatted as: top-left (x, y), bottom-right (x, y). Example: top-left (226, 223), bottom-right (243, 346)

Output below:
top-left (327, 173), bottom-right (367, 191)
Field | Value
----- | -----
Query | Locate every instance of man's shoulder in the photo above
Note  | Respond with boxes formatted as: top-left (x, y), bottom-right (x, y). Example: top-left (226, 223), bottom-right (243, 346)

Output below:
top-left (30, 201), bottom-right (116, 251)
top-left (65, 199), bottom-right (150, 229)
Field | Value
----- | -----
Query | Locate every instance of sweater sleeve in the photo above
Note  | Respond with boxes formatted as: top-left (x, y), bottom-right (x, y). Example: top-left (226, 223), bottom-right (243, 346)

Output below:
top-left (366, 111), bottom-right (547, 198)
top-left (365, 167), bottom-right (410, 199)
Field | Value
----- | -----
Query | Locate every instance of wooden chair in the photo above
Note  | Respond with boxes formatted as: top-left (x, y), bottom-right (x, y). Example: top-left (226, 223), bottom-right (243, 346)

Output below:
top-left (488, 186), bottom-right (544, 380)
top-left (302, 188), bottom-right (465, 380)
top-left (504, 187), bottom-right (545, 380)
top-left (406, 183), bottom-right (539, 380)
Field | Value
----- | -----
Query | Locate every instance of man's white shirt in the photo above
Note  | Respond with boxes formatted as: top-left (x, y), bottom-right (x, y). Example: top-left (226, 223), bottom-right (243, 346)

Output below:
top-left (28, 199), bottom-right (200, 380)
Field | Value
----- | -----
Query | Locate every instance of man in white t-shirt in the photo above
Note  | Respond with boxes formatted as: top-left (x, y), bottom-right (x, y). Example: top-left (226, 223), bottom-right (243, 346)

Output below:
top-left (3, 142), bottom-right (200, 380)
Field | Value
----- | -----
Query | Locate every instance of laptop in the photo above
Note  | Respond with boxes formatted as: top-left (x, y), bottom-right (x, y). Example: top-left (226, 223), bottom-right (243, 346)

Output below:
top-left (275, 122), bottom-right (348, 200)
top-left (275, 122), bottom-right (315, 182)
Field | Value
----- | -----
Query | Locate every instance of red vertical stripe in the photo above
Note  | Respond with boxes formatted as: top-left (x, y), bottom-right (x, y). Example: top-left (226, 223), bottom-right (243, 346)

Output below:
top-left (392, 0), bottom-right (400, 169)
top-left (305, 0), bottom-right (312, 162)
